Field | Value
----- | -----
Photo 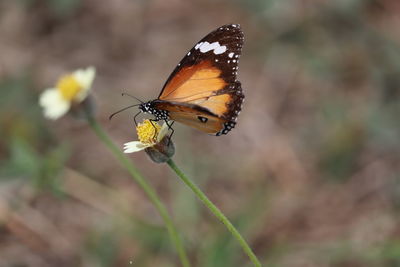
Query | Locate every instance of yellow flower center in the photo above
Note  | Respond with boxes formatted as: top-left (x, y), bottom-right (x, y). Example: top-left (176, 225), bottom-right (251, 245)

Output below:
top-left (56, 75), bottom-right (82, 101)
top-left (136, 120), bottom-right (161, 145)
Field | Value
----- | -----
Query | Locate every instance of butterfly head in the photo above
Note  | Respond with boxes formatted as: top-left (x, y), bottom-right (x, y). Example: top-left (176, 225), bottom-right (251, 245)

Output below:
top-left (139, 101), bottom-right (169, 121)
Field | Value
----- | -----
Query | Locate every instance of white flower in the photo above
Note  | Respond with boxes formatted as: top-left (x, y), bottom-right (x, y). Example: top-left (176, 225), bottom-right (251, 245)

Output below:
top-left (123, 120), bottom-right (169, 153)
top-left (39, 66), bottom-right (96, 120)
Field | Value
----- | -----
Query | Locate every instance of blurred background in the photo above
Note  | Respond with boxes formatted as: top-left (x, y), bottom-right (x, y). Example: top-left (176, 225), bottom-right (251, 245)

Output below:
top-left (1, 0), bottom-right (400, 266)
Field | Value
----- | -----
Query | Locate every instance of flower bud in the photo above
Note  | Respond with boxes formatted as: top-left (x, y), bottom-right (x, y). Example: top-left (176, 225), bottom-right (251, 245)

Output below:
top-left (145, 135), bottom-right (175, 163)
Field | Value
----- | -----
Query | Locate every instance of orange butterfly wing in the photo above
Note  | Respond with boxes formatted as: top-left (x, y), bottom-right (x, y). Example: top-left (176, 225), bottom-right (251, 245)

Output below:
top-left (153, 24), bottom-right (244, 135)
top-left (152, 101), bottom-right (231, 134)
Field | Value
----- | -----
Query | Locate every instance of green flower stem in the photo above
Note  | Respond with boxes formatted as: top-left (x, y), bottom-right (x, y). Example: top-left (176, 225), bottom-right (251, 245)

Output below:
top-left (167, 159), bottom-right (262, 267)
top-left (87, 117), bottom-right (190, 267)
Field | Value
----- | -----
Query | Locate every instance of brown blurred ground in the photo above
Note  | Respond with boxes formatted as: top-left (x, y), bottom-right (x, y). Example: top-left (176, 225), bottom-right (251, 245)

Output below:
top-left (1, 0), bottom-right (400, 266)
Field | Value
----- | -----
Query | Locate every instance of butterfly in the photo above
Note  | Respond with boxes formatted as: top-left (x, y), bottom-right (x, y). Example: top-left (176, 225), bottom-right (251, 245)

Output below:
top-left (138, 24), bottom-right (244, 136)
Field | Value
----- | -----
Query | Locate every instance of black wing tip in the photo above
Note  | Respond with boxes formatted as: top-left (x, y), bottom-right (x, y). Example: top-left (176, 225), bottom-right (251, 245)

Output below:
top-left (219, 23), bottom-right (241, 29)
top-left (216, 24), bottom-right (243, 35)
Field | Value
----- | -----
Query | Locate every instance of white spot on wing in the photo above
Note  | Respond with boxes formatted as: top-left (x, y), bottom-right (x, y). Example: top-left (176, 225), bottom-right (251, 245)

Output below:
top-left (199, 41), bottom-right (217, 53)
top-left (198, 41), bottom-right (227, 55)
top-left (195, 42), bottom-right (203, 50)
top-left (213, 45), bottom-right (227, 54)
top-left (228, 52), bottom-right (234, 58)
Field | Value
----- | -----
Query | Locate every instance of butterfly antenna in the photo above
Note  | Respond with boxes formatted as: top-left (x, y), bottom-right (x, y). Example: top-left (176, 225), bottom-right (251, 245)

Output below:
top-left (109, 103), bottom-right (141, 120)
top-left (121, 93), bottom-right (144, 103)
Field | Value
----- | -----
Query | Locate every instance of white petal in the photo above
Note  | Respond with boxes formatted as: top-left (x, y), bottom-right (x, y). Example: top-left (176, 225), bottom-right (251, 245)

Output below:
top-left (39, 89), bottom-right (70, 120)
top-left (156, 122), bottom-right (169, 142)
top-left (74, 66), bottom-right (96, 89)
top-left (73, 66), bottom-right (96, 102)
top-left (123, 141), bottom-right (151, 153)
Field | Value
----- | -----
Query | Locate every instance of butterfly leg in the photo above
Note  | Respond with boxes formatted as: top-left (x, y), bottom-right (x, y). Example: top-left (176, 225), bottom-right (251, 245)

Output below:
top-left (165, 120), bottom-right (175, 131)
top-left (133, 111), bottom-right (141, 126)
top-left (164, 120), bottom-right (175, 145)
top-left (149, 118), bottom-right (167, 137)
top-left (149, 119), bottom-right (158, 129)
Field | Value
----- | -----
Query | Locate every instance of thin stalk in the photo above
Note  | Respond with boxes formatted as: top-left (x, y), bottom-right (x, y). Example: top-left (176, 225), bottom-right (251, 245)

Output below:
top-left (167, 159), bottom-right (261, 267)
top-left (87, 117), bottom-right (190, 267)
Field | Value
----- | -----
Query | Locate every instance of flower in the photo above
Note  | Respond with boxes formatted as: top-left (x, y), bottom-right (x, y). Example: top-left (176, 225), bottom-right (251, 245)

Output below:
top-left (124, 119), bottom-right (169, 153)
top-left (124, 119), bottom-right (175, 163)
top-left (39, 66), bottom-right (96, 120)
